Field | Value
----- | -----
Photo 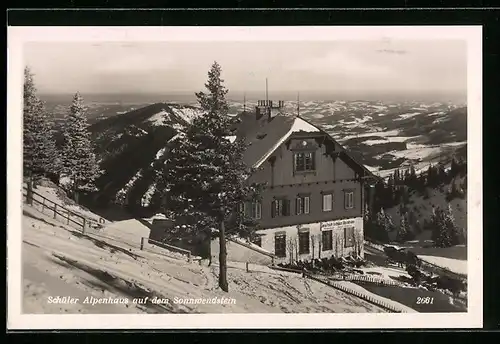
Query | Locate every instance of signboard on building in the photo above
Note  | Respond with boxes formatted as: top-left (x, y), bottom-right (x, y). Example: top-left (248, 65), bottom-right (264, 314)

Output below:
top-left (320, 218), bottom-right (356, 231)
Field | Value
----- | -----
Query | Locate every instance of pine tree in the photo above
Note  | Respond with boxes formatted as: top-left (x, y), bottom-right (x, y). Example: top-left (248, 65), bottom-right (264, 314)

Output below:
top-left (159, 61), bottom-right (264, 292)
top-left (60, 92), bottom-right (102, 202)
top-left (23, 66), bottom-right (60, 187)
top-left (444, 204), bottom-right (463, 245)
top-left (23, 66), bottom-right (61, 205)
top-left (396, 211), bottom-right (410, 243)
top-left (450, 156), bottom-right (458, 177)
top-left (403, 168), bottom-right (410, 185)
top-left (436, 163), bottom-right (446, 185)
top-left (431, 207), bottom-right (453, 248)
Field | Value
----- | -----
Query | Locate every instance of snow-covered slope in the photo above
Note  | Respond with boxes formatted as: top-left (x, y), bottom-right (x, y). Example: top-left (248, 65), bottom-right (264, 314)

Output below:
top-left (22, 206), bottom-right (389, 314)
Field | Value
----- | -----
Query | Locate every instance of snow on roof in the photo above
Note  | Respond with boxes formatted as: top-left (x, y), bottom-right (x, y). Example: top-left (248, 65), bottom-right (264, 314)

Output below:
top-left (253, 117), bottom-right (319, 168)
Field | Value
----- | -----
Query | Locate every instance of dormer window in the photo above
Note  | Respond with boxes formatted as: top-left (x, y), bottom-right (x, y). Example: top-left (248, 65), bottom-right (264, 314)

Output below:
top-left (294, 151), bottom-right (315, 172)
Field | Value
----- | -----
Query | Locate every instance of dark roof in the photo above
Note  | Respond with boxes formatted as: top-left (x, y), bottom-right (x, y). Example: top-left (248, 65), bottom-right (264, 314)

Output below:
top-left (296, 115), bottom-right (377, 180)
top-left (232, 111), bottom-right (377, 181)
top-left (232, 111), bottom-right (296, 167)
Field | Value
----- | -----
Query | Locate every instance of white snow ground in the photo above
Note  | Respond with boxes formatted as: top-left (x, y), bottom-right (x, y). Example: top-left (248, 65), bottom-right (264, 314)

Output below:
top-left (22, 205), bottom-right (398, 314)
top-left (417, 256), bottom-right (467, 276)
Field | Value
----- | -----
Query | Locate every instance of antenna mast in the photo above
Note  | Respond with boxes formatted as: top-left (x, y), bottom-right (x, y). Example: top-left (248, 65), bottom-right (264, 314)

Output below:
top-left (265, 78), bottom-right (269, 106)
top-left (297, 91), bottom-right (300, 117)
top-left (243, 92), bottom-right (246, 113)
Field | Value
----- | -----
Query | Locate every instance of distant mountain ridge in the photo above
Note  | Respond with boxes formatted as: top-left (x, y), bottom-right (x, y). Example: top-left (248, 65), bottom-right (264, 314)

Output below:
top-left (88, 102), bottom-right (202, 207)
top-left (87, 99), bottom-right (467, 212)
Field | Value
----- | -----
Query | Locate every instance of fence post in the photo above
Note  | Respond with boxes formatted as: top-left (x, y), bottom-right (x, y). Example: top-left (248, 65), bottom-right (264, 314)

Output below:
top-left (246, 262), bottom-right (249, 272)
top-left (140, 237), bottom-right (145, 250)
top-left (188, 252), bottom-right (192, 263)
top-left (53, 204), bottom-right (57, 219)
top-left (82, 218), bottom-right (86, 235)
top-left (26, 179), bottom-right (33, 205)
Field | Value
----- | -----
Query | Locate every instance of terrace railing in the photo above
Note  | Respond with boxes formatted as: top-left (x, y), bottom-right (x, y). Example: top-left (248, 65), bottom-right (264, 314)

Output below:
top-left (23, 186), bottom-right (105, 233)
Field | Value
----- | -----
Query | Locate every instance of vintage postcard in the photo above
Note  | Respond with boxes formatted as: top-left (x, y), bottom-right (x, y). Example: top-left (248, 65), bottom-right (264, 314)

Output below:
top-left (7, 25), bottom-right (482, 329)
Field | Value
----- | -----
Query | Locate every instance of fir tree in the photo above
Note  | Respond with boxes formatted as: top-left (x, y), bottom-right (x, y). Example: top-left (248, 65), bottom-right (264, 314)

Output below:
top-left (23, 67), bottom-right (61, 205)
top-left (159, 61), bottom-right (264, 292)
top-left (23, 66), bottom-right (60, 185)
top-left (436, 163), bottom-right (447, 185)
top-left (444, 204), bottom-right (463, 245)
top-left (431, 207), bottom-right (453, 248)
top-left (60, 92), bottom-right (102, 202)
top-left (396, 211), bottom-right (410, 243)
top-left (450, 157), bottom-right (459, 177)
top-left (426, 164), bottom-right (434, 187)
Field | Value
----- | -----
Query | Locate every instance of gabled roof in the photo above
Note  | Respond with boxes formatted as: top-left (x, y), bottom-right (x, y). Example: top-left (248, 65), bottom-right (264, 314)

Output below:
top-left (232, 111), bottom-right (377, 181)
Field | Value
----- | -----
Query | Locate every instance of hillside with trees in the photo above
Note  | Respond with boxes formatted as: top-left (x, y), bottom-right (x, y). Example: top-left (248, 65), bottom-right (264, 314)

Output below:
top-left (364, 158), bottom-right (467, 248)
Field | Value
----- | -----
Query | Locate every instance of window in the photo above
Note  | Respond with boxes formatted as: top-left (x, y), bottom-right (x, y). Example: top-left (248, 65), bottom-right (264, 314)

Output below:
top-left (251, 201), bottom-right (262, 220)
top-left (271, 198), bottom-right (290, 217)
top-left (295, 195), bottom-right (310, 215)
top-left (274, 233), bottom-right (286, 257)
top-left (322, 193), bottom-right (333, 212)
top-left (298, 230), bottom-right (310, 255)
top-left (241, 201), bottom-right (262, 219)
top-left (344, 227), bottom-right (355, 248)
top-left (322, 230), bottom-right (333, 251)
top-left (252, 236), bottom-right (262, 247)
top-left (294, 152), bottom-right (315, 172)
top-left (344, 191), bottom-right (354, 209)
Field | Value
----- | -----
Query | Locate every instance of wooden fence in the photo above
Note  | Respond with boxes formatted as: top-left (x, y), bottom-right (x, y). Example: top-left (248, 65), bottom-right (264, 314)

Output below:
top-left (268, 265), bottom-right (409, 312)
top-left (306, 274), bottom-right (410, 313)
top-left (226, 237), bottom-right (278, 265)
top-left (23, 186), bottom-right (105, 233)
top-left (140, 237), bottom-right (194, 262)
top-left (329, 274), bottom-right (404, 287)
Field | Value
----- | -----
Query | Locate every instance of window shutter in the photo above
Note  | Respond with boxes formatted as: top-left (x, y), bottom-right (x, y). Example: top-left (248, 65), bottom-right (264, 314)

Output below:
top-left (271, 200), bottom-right (276, 218)
top-left (312, 152), bottom-right (316, 170)
top-left (244, 202), bottom-right (251, 217)
top-left (256, 201), bottom-right (262, 219)
top-left (304, 196), bottom-right (310, 214)
top-left (284, 199), bottom-right (291, 216)
top-left (296, 197), bottom-right (302, 215)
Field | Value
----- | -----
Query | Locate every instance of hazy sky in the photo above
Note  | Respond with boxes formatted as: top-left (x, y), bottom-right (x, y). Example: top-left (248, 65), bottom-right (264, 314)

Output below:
top-left (24, 40), bottom-right (467, 98)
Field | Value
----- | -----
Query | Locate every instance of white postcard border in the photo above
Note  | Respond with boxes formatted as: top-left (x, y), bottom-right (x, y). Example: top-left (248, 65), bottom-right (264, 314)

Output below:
top-left (7, 25), bottom-right (483, 329)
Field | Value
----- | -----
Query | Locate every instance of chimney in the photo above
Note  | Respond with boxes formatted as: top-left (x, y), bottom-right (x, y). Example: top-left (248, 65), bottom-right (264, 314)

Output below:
top-left (256, 106), bottom-right (263, 120)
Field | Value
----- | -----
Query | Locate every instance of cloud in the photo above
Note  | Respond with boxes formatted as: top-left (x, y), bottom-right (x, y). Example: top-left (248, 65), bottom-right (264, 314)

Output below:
top-left (95, 53), bottom-right (176, 74)
top-left (285, 50), bottom-right (394, 78)
top-left (376, 49), bottom-right (408, 55)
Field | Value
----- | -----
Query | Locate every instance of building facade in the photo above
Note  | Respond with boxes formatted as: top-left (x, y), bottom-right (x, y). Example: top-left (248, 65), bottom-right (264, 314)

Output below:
top-left (234, 99), bottom-right (375, 264)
